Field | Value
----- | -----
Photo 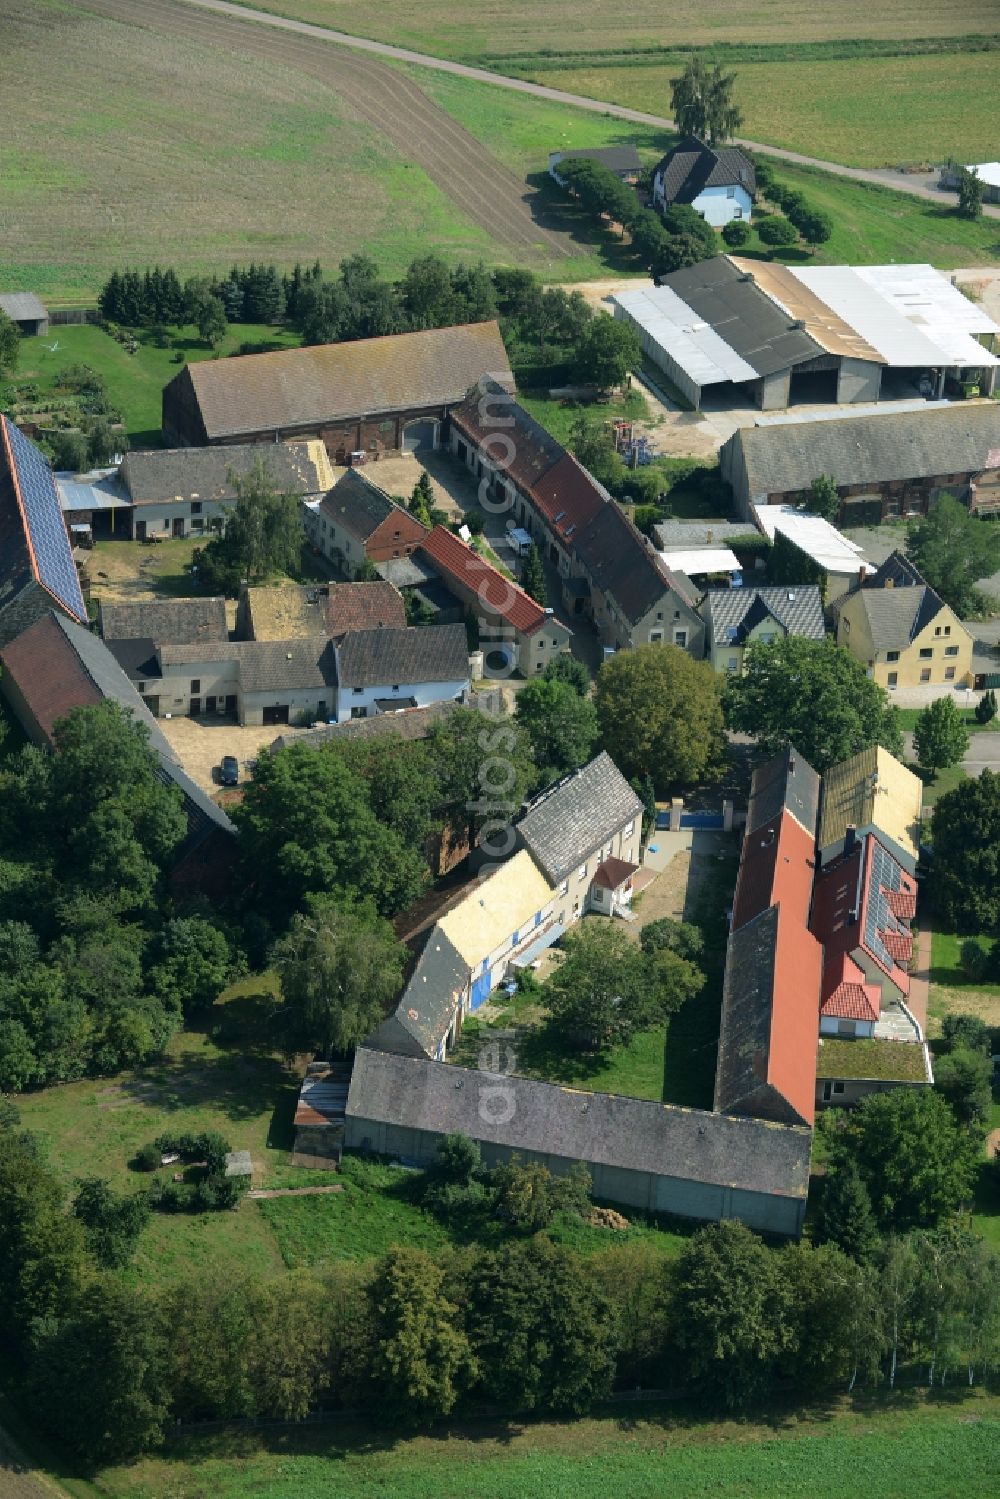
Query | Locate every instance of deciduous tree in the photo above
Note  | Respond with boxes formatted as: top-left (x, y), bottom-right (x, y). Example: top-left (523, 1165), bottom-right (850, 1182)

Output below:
top-left (542, 653), bottom-right (591, 695)
top-left (805, 474), bottom-right (841, 522)
top-left (670, 58), bottom-right (743, 144)
top-left (271, 893), bottom-right (406, 1055)
top-left (913, 696), bottom-right (971, 773)
top-left (930, 770), bottom-right (1000, 930)
top-left (572, 315), bottom-right (640, 390)
top-left (197, 459), bottom-right (305, 593)
top-left (365, 1247), bottom-right (475, 1421)
top-left (0, 310), bottom-right (20, 373)
top-left (723, 636), bottom-right (903, 772)
top-left (907, 494), bottom-right (1000, 616)
top-left (840, 1088), bottom-right (979, 1231)
top-left (72, 1176), bottom-right (150, 1269)
top-left (595, 643), bottom-right (726, 792)
top-left (515, 677), bottom-right (599, 782)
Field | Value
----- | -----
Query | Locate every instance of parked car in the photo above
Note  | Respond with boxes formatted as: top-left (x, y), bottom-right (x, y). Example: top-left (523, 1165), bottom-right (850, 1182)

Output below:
top-left (220, 755), bottom-right (240, 787)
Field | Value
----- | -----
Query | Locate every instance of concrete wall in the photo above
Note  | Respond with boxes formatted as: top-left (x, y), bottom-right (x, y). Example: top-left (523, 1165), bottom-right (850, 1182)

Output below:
top-left (613, 304), bottom-right (704, 408)
top-left (343, 1119), bottom-right (804, 1234)
top-left (757, 370), bottom-right (792, 411)
top-left (837, 358), bottom-right (883, 405)
top-left (817, 1074), bottom-right (928, 1108)
top-left (819, 1016), bottom-right (876, 1038)
top-left (241, 685), bottom-right (335, 727)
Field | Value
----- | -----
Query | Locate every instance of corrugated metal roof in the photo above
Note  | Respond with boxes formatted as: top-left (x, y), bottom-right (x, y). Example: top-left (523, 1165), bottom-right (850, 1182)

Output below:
top-left (753, 504), bottom-right (872, 575)
top-left (790, 264), bottom-right (1000, 369)
top-left (176, 321), bottom-right (512, 440)
top-left (614, 281), bottom-right (757, 387)
top-left (660, 546), bottom-right (741, 575)
top-left (729, 258), bottom-right (885, 364)
top-left (57, 474), bottom-right (131, 512)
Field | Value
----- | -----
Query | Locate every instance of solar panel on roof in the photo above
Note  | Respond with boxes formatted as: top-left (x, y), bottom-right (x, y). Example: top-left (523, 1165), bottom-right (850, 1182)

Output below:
top-left (864, 839), bottom-right (909, 973)
top-left (4, 418), bottom-right (85, 620)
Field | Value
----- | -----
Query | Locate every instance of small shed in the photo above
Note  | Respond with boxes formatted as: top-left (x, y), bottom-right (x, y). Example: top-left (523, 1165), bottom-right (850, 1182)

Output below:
top-left (0, 293), bottom-right (49, 337)
top-left (223, 1149), bottom-right (253, 1179)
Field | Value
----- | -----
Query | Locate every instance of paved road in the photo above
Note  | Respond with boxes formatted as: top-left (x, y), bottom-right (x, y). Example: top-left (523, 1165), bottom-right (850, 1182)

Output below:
top-left (162, 0), bottom-right (1000, 221)
top-left (963, 730), bottom-right (1000, 774)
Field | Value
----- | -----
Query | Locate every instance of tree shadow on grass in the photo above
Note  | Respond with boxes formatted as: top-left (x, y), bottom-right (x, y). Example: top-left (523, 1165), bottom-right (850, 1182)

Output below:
top-left (117, 1048), bottom-right (297, 1130)
top-left (513, 1021), bottom-right (613, 1085)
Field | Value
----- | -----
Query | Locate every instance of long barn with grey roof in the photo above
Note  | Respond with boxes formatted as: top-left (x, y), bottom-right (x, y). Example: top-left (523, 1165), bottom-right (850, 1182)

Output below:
top-left (346, 1048), bottom-right (812, 1235)
top-left (721, 402), bottom-right (1000, 523)
top-left (162, 321), bottom-right (512, 462)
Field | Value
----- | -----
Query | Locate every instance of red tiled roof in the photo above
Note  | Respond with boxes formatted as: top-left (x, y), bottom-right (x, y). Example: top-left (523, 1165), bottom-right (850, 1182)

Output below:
top-left (886, 887), bottom-right (917, 920)
top-left (418, 526), bottom-right (547, 635)
top-left (529, 452), bottom-right (606, 546)
top-left (882, 929), bottom-right (913, 963)
top-left (732, 807), bottom-right (815, 932)
top-left (821, 982), bottom-right (880, 1022)
top-left (592, 857), bottom-right (638, 890)
top-left (0, 612), bottom-right (102, 742)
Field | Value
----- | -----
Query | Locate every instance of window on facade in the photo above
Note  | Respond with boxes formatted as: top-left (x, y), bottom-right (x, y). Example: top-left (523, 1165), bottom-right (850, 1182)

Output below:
top-left (728, 656), bottom-right (739, 672)
top-left (560, 880), bottom-right (569, 896)
top-left (837, 1020), bottom-right (855, 1036)
top-left (920, 668), bottom-right (931, 682)
top-left (887, 671), bottom-right (898, 687)
top-left (624, 821), bottom-right (634, 838)
top-left (674, 630), bottom-right (687, 648)
top-left (944, 625), bottom-right (951, 635)
top-left (886, 650), bottom-right (899, 662)
top-left (673, 610), bottom-right (680, 620)
top-left (726, 186), bottom-right (736, 198)
top-left (350, 707), bottom-right (366, 719)
top-left (137, 681), bottom-right (146, 693)
top-left (190, 679), bottom-right (201, 694)
top-left (919, 648), bottom-right (933, 659)
top-left (945, 667), bottom-right (956, 680)
top-left (649, 629), bottom-right (663, 643)
top-left (577, 862), bottom-right (588, 882)
top-left (656, 611), bottom-right (663, 621)
top-left (832, 1081), bottom-right (846, 1096)
top-left (945, 645), bottom-right (959, 657)
top-left (353, 687), bottom-right (363, 695)
top-left (191, 502), bottom-right (202, 516)
top-left (934, 626), bottom-right (941, 636)
top-left (162, 519), bottom-right (170, 531)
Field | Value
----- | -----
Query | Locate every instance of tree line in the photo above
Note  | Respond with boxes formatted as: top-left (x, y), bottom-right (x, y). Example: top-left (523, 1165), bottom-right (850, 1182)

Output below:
top-left (3, 1083), bottom-right (998, 1467)
top-left (93, 256), bottom-right (622, 386)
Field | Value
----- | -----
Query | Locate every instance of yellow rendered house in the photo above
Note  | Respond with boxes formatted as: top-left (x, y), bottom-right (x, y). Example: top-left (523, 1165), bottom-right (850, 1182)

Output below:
top-left (830, 551), bottom-right (973, 691)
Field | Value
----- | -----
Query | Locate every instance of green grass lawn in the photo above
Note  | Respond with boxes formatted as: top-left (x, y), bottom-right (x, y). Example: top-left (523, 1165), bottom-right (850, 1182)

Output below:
top-left (3, 323), bottom-right (301, 448)
top-left (896, 708), bottom-right (989, 734)
top-left (82, 1392), bottom-right (1000, 1499)
top-left (915, 759), bottom-right (970, 810)
top-left (14, 974), bottom-right (298, 1285)
top-left (526, 50), bottom-right (1000, 170)
top-left (930, 930), bottom-right (997, 989)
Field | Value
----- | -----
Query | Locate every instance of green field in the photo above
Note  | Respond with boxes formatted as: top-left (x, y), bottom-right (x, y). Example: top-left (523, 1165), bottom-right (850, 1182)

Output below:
top-left (4, 323), bottom-right (301, 447)
top-left (527, 51), bottom-right (1000, 168)
top-left (78, 1395), bottom-right (1000, 1498)
top-left (235, 0), bottom-right (1000, 58)
top-left (12, 975), bottom-right (296, 1285)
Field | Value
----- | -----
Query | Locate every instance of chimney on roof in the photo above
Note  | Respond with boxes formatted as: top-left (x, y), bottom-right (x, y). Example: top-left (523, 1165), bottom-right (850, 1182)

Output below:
top-left (844, 824), bottom-right (857, 857)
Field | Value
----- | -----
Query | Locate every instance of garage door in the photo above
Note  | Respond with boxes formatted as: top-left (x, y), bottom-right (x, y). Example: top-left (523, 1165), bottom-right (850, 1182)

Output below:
top-left (402, 419), bottom-right (438, 453)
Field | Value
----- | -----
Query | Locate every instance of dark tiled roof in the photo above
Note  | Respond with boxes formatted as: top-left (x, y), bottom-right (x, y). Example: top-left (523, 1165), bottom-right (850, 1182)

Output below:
top-left (237, 637), bottom-right (337, 693)
top-left (418, 526), bottom-right (550, 635)
top-left (170, 321), bottom-right (512, 441)
top-left (99, 596), bottom-right (229, 646)
top-left (655, 135), bottom-right (756, 204)
top-left (449, 384), bottom-right (563, 495)
top-left (335, 624), bottom-right (470, 690)
top-left (553, 145), bottom-right (642, 174)
top-left (654, 518), bottom-right (759, 548)
top-left (702, 584), bottom-right (825, 646)
top-left (851, 585), bottom-right (944, 653)
top-left (0, 416), bottom-right (86, 629)
top-left (744, 745), bottom-right (821, 839)
top-left (241, 581), bottom-right (405, 641)
top-left (517, 751), bottom-right (643, 884)
top-left (574, 502), bottom-right (686, 625)
top-left (318, 469), bottom-right (401, 541)
top-left (733, 404), bottom-right (1000, 498)
top-left (347, 1048), bottom-right (812, 1200)
top-left (369, 927), bottom-right (469, 1058)
top-left (120, 441), bottom-right (327, 506)
top-left (659, 257), bottom-right (821, 378)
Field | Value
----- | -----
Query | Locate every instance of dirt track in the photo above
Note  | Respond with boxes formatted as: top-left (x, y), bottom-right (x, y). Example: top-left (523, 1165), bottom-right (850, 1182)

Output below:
top-left (75, 0), bottom-right (573, 259)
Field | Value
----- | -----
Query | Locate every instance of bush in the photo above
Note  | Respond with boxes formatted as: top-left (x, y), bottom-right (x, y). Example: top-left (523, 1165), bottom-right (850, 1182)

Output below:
top-left (942, 1011), bottom-right (990, 1054)
top-left (133, 1142), bottom-right (161, 1173)
top-left (960, 939), bottom-right (991, 984)
top-left (722, 220), bottom-right (752, 248)
top-left (976, 689), bottom-right (997, 725)
top-left (756, 215), bottom-right (798, 247)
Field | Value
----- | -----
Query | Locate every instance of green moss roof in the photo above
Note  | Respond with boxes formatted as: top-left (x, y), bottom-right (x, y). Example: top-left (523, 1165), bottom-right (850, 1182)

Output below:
top-left (816, 1037), bottom-right (928, 1083)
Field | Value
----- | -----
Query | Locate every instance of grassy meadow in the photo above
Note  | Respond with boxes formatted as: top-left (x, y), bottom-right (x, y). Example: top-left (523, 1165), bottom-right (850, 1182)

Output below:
top-left (233, 0), bottom-right (1000, 58)
top-left (77, 1394), bottom-right (1000, 1498)
top-left (527, 50), bottom-right (1000, 168)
